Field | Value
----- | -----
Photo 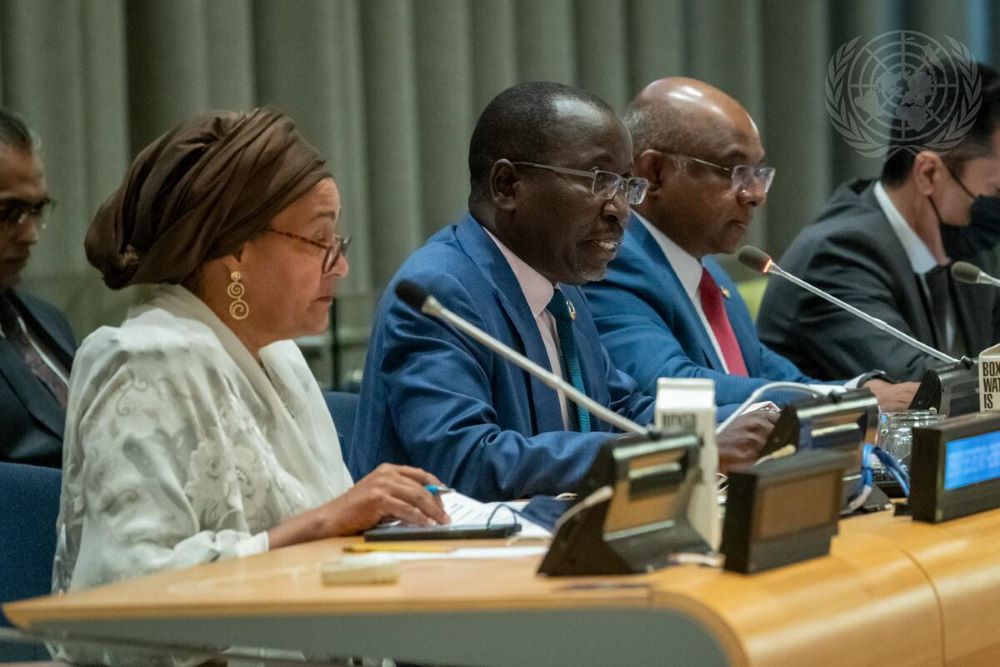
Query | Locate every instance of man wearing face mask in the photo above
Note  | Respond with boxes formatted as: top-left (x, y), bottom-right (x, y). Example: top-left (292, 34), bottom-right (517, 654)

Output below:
top-left (758, 62), bottom-right (1000, 381)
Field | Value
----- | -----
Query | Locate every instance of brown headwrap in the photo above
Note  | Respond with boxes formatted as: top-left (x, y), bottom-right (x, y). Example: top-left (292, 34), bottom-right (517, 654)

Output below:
top-left (86, 107), bottom-right (330, 288)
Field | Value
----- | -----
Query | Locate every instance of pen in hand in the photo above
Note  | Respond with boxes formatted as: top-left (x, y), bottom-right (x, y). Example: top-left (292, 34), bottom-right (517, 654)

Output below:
top-left (425, 484), bottom-right (452, 496)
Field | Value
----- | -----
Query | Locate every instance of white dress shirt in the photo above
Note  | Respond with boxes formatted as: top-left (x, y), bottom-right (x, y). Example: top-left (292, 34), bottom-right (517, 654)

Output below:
top-left (873, 181), bottom-right (955, 350)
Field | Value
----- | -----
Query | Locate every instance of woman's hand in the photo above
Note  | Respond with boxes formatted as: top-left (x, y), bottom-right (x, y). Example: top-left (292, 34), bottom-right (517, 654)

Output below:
top-left (316, 463), bottom-right (450, 535)
top-left (268, 464), bottom-right (450, 549)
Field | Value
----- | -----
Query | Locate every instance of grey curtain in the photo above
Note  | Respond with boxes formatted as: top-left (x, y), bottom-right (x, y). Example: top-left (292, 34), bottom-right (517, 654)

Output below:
top-left (2, 0), bottom-right (996, 386)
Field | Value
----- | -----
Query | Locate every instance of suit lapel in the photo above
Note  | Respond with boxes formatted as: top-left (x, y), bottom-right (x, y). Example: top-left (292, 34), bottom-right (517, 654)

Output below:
top-left (12, 291), bottom-right (74, 368)
top-left (0, 339), bottom-right (65, 438)
top-left (630, 218), bottom-right (724, 370)
top-left (953, 280), bottom-right (993, 356)
top-left (860, 187), bottom-right (940, 345)
top-left (455, 217), bottom-right (565, 433)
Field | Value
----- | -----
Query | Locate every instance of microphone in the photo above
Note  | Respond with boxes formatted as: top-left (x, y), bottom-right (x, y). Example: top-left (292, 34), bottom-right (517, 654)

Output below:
top-left (395, 280), bottom-right (650, 436)
top-left (952, 261), bottom-right (1000, 288)
top-left (738, 246), bottom-right (959, 365)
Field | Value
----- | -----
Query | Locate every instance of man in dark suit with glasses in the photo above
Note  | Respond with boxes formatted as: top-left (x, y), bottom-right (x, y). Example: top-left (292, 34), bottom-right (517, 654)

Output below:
top-left (0, 109), bottom-right (75, 468)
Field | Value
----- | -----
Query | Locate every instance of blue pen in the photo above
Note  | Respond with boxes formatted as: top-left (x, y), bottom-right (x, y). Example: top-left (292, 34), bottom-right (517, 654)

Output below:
top-left (425, 484), bottom-right (453, 495)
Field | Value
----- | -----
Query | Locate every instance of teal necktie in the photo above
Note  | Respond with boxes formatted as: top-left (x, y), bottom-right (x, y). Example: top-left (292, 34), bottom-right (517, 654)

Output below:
top-left (546, 289), bottom-right (591, 433)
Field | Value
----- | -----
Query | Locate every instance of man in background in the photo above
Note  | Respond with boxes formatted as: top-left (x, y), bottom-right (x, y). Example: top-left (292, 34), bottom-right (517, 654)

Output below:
top-left (0, 109), bottom-right (75, 468)
top-left (758, 64), bottom-right (1000, 381)
top-left (584, 77), bottom-right (916, 409)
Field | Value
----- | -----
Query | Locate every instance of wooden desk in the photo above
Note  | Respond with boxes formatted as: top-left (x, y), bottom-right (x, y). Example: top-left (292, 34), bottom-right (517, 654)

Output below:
top-left (5, 528), bottom-right (940, 667)
top-left (842, 507), bottom-right (1000, 667)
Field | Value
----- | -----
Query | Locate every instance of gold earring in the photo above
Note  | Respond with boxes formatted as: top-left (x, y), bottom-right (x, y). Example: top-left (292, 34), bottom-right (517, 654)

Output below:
top-left (227, 271), bottom-right (249, 320)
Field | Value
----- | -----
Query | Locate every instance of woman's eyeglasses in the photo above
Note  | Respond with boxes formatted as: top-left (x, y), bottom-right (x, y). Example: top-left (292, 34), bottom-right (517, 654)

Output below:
top-left (264, 228), bottom-right (351, 274)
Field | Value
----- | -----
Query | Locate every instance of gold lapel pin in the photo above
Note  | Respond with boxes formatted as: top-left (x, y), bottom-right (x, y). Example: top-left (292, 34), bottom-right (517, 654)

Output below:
top-left (567, 300), bottom-right (576, 320)
top-left (720, 286), bottom-right (731, 299)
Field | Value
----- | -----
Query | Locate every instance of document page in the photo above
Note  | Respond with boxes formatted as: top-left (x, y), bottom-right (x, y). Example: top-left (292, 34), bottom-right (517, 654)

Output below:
top-left (439, 492), bottom-right (552, 539)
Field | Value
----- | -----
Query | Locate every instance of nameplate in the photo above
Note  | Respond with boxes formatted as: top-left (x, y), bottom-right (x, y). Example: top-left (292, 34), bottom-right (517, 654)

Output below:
top-left (910, 412), bottom-right (1000, 522)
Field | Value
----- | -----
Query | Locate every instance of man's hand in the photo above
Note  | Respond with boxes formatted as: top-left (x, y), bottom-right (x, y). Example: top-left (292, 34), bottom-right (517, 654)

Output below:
top-left (864, 379), bottom-right (920, 411)
top-left (717, 407), bottom-right (780, 473)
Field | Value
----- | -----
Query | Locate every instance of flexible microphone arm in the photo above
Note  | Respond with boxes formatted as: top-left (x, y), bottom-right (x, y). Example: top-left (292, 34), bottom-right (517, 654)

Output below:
top-left (738, 246), bottom-right (959, 365)
top-left (952, 260), bottom-right (1000, 288)
top-left (395, 281), bottom-right (651, 437)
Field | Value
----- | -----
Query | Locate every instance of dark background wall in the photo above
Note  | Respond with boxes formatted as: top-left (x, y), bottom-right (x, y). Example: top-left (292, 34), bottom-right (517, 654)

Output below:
top-left (4, 0), bottom-right (996, 386)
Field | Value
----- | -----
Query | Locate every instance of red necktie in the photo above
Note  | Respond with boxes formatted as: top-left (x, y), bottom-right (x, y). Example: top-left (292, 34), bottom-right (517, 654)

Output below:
top-left (698, 268), bottom-right (748, 376)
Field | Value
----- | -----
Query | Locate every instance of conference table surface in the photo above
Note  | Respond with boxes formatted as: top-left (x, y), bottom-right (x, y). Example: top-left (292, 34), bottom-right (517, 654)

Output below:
top-left (7, 506), bottom-right (1000, 666)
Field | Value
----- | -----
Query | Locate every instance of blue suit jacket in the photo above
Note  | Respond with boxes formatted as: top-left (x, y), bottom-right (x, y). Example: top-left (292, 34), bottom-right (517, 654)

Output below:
top-left (0, 290), bottom-right (75, 468)
top-left (351, 214), bottom-right (654, 502)
top-left (583, 214), bottom-right (826, 407)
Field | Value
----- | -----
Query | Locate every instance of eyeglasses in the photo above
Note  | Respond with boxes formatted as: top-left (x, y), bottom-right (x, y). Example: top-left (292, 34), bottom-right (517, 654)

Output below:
top-left (264, 228), bottom-right (350, 274)
top-left (0, 197), bottom-right (53, 230)
top-left (511, 161), bottom-right (649, 205)
top-left (669, 154), bottom-right (776, 194)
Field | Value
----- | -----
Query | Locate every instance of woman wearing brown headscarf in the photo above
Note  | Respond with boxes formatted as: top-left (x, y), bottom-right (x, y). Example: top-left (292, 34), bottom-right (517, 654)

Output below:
top-left (53, 109), bottom-right (448, 600)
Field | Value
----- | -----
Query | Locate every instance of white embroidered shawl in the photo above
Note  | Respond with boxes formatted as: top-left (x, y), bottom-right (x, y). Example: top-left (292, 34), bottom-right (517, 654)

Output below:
top-left (53, 284), bottom-right (353, 595)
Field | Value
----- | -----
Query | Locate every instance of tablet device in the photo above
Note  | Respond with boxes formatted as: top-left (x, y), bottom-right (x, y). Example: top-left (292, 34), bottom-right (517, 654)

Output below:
top-left (363, 523), bottom-right (521, 541)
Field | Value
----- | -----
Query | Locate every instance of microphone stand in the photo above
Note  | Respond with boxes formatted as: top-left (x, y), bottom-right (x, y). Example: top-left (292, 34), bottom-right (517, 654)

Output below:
top-left (766, 263), bottom-right (959, 365)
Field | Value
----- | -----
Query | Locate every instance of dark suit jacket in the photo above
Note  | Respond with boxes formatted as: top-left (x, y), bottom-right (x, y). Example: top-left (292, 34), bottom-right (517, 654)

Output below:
top-left (757, 179), bottom-right (1000, 381)
top-left (0, 289), bottom-right (75, 468)
top-left (583, 214), bottom-right (828, 406)
top-left (350, 214), bottom-right (654, 502)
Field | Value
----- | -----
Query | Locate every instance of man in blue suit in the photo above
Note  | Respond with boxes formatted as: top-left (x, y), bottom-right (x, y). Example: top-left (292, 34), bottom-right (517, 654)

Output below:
top-left (0, 109), bottom-right (75, 468)
top-left (584, 78), bottom-right (917, 410)
top-left (352, 82), bottom-right (777, 502)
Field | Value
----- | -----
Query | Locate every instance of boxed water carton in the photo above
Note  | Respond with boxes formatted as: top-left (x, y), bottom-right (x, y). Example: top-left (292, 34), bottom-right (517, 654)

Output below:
top-left (655, 377), bottom-right (720, 549)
